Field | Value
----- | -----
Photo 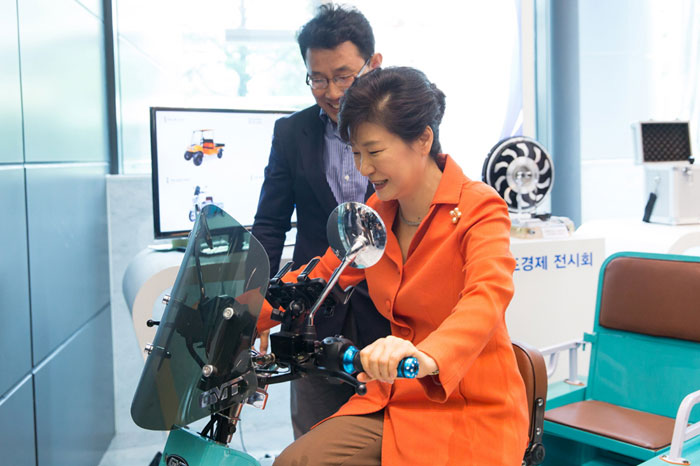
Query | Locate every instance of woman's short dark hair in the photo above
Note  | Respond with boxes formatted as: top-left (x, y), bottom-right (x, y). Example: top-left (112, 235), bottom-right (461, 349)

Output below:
top-left (297, 4), bottom-right (375, 61)
top-left (338, 67), bottom-right (446, 158)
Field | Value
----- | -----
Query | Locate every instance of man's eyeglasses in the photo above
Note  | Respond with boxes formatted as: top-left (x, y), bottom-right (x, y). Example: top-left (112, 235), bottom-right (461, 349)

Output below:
top-left (305, 59), bottom-right (371, 91)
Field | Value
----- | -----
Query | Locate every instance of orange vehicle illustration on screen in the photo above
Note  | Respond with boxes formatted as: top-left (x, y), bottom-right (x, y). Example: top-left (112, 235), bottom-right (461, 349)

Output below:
top-left (184, 129), bottom-right (225, 166)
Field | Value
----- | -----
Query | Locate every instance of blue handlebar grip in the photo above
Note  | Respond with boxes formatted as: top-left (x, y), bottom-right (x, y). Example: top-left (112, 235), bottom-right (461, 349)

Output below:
top-left (396, 357), bottom-right (419, 378)
top-left (342, 346), bottom-right (359, 375)
top-left (342, 346), bottom-right (419, 379)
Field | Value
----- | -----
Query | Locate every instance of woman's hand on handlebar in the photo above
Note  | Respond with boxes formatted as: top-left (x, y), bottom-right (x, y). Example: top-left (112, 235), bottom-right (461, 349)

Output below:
top-left (357, 335), bottom-right (438, 383)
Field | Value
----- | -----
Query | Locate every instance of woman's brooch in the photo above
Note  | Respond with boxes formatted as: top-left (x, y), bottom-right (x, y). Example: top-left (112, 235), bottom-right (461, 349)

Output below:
top-left (449, 207), bottom-right (462, 224)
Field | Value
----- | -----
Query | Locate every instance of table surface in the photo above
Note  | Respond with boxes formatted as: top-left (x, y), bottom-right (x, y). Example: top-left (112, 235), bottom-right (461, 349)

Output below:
top-left (577, 218), bottom-right (700, 256)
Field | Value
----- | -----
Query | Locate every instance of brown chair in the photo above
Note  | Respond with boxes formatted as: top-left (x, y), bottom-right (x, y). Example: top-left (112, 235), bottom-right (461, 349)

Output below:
top-left (513, 341), bottom-right (548, 466)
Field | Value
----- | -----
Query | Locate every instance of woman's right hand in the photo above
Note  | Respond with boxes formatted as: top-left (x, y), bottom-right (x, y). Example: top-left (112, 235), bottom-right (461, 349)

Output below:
top-left (358, 335), bottom-right (437, 383)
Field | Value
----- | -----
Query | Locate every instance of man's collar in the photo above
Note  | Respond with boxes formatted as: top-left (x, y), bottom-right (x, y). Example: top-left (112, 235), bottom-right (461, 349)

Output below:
top-left (319, 108), bottom-right (342, 138)
top-left (318, 107), bottom-right (332, 124)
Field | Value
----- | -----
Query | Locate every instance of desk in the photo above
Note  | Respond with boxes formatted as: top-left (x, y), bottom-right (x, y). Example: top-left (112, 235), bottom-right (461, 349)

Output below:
top-left (506, 234), bottom-right (606, 380)
top-left (577, 218), bottom-right (700, 257)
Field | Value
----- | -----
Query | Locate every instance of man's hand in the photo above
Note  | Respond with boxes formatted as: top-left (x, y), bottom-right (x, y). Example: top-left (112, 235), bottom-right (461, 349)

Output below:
top-left (256, 329), bottom-right (270, 354)
top-left (356, 335), bottom-right (438, 383)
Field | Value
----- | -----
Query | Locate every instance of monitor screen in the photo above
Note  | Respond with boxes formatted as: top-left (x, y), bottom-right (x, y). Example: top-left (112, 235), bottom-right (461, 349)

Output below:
top-left (150, 107), bottom-right (292, 239)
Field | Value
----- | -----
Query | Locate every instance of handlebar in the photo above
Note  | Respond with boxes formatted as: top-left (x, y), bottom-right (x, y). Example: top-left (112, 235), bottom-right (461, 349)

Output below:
top-left (260, 334), bottom-right (420, 397)
top-left (341, 345), bottom-right (419, 379)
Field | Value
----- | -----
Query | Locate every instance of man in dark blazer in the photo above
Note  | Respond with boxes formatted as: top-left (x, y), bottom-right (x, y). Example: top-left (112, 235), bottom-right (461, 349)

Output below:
top-left (252, 5), bottom-right (390, 438)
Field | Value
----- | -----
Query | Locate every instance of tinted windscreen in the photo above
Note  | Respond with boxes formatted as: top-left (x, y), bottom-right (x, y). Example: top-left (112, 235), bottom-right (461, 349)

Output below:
top-left (131, 205), bottom-right (269, 430)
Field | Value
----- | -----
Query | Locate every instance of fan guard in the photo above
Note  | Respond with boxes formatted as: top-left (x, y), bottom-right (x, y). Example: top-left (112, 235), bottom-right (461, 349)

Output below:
top-left (481, 136), bottom-right (554, 213)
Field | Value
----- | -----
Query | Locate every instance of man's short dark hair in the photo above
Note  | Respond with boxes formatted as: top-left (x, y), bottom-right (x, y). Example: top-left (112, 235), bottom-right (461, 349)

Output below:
top-left (297, 4), bottom-right (375, 61)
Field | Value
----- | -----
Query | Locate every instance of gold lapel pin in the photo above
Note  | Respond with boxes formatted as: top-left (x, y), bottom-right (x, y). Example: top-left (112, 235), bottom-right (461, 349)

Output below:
top-left (449, 207), bottom-right (462, 224)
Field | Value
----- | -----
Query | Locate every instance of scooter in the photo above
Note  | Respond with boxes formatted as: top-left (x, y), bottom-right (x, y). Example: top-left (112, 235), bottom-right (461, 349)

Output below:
top-left (130, 202), bottom-right (418, 466)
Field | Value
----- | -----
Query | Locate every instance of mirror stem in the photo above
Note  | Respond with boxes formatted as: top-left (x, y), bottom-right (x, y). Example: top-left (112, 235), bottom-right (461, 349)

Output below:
top-left (306, 237), bottom-right (366, 328)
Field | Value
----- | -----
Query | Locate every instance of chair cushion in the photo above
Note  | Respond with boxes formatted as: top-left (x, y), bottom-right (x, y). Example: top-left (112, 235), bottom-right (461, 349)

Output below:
top-left (544, 400), bottom-right (676, 450)
top-left (599, 256), bottom-right (700, 343)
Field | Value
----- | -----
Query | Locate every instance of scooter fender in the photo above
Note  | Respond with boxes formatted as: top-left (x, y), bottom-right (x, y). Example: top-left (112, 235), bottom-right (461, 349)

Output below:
top-left (160, 427), bottom-right (259, 466)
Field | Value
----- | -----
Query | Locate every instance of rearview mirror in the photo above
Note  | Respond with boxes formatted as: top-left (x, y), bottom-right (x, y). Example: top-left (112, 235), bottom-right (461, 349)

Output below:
top-left (326, 202), bottom-right (387, 269)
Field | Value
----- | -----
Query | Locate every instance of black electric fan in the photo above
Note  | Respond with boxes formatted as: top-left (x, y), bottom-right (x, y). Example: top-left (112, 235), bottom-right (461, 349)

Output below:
top-left (482, 136), bottom-right (554, 215)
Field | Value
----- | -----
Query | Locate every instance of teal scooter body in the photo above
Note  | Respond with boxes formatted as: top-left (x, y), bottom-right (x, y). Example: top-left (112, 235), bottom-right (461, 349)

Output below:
top-left (159, 428), bottom-right (258, 466)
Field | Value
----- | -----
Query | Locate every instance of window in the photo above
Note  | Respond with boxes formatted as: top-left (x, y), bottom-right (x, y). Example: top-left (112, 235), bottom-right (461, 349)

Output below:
top-left (115, 0), bottom-right (318, 173)
top-left (115, 0), bottom-right (532, 177)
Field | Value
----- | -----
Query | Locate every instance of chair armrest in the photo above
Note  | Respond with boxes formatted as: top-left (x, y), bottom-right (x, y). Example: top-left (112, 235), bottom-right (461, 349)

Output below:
top-left (540, 339), bottom-right (588, 385)
top-left (661, 389), bottom-right (700, 465)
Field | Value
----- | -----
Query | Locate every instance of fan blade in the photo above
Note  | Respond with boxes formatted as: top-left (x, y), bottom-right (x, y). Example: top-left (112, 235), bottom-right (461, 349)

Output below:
top-left (495, 175), bottom-right (507, 194)
top-left (495, 161), bottom-right (510, 172)
top-left (533, 146), bottom-right (541, 163)
top-left (501, 149), bottom-right (517, 160)
top-left (516, 143), bottom-right (530, 157)
top-left (536, 178), bottom-right (551, 189)
top-left (504, 187), bottom-right (517, 206)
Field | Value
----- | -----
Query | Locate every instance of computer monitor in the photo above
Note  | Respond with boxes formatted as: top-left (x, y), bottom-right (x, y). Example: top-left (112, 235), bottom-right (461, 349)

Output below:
top-left (150, 107), bottom-right (293, 239)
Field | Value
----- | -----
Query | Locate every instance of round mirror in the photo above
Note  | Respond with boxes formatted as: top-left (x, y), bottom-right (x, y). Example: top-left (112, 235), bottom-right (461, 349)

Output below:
top-left (326, 202), bottom-right (387, 269)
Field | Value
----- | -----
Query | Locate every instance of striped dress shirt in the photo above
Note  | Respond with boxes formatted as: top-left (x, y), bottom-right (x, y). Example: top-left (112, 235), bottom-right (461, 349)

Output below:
top-left (320, 109), bottom-right (368, 204)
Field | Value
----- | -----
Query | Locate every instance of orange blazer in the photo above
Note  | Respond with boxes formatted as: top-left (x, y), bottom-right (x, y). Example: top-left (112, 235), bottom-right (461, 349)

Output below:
top-left (259, 155), bottom-right (528, 465)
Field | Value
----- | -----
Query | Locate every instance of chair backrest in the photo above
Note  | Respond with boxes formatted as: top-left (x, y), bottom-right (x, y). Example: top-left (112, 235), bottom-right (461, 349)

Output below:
top-left (513, 341), bottom-right (548, 465)
top-left (587, 252), bottom-right (700, 421)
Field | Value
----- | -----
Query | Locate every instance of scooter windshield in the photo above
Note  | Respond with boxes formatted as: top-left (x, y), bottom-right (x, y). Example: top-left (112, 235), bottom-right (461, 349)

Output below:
top-left (131, 205), bottom-right (269, 430)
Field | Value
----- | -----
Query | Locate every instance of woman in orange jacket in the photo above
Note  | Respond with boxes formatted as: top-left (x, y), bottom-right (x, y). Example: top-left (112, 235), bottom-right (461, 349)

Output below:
top-left (264, 66), bottom-right (528, 465)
